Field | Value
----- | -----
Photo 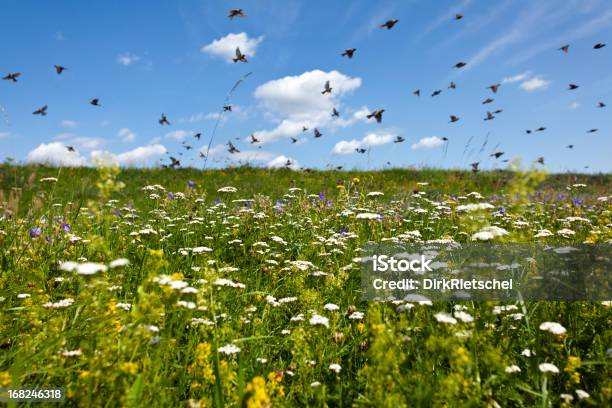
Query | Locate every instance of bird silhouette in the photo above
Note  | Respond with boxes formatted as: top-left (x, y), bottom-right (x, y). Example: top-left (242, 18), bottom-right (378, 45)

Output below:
top-left (448, 81), bottom-right (456, 89)
top-left (250, 134), bottom-right (259, 144)
top-left (593, 43), bottom-right (606, 49)
top-left (566, 144), bottom-right (574, 149)
top-left (455, 13), bottom-right (463, 20)
top-left (597, 102), bottom-right (606, 108)
top-left (431, 89), bottom-right (442, 97)
top-left (233, 47), bottom-right (247, 63)
top-left (537, 157), bottom-right (545, 165)
top-left (90, 98), bottom-right (100, 106)
top-left (32, 105), bottom-right (48, 116)
top-left (341, 48), bottom-right (356, 58)
top-left (367, 109), bottom-right (384, 123)
top-left (526, 129), bottom-right (532, 134)
top-left (290, 137), bottom-right (298, 144)
top-left (331, 107), bottom-right (339, 117)
top-left (488, 84), bottom-right (500, 93)
top-left (227, 141), bottom-right (240, 153)
top-left (54, 65), bottom-right (67, 74)
top-left (535, 127), bottom-right (547, 132)
top-left (559, 45), bottom-right (569, 53)
top-left (484, 111), bottom-right (495, 121)
top-left (491, 152), bottom-right (504, 159)
top-left (302, 126), bottom-right (308, 132)
top-left (194, 133), bottom-right (201, 140)
top-left (321, 80), bottom-right (332, 94)
top-left (313, 128), bottom-right (322, 138)
top-left (394, 136), bottom-right (405, 143)
top-left (66, 146), bottom-right (75, 152)
top-left (586, 128), bottom-right (598, 133)
top-left (568, 84), bottom-right (579, 90)
top-left (449, 115), bottom-right (460, 123)
top-left (228, 9), bottom-right (245, 19)
top-left (453, 62), bottom-right (467, 68)
top-left (482, 98), bottom-right (494, 104)
top-left (413, 89), bottom-right (421, 97)
top-left (380, 19), bottom-right (399, 29)
top-left (223, 105), bottom-right (232, 112)
top-left (471, 162), bottom-right (480, 173)
top-left (159, 113), bottom-right (170, 125)
top-left (493, 109), bottom-right (503, 114)
top-left (169, 156), bottom-right (181, 168)
top-left (355, 148), bottom-right (367, 154)
top-left (2, 72), bottom-right (21, 82)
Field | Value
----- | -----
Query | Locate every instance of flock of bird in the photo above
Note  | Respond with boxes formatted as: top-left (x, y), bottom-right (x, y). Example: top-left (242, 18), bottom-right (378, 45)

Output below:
top-left (1, 7), bottom-right (608, 171)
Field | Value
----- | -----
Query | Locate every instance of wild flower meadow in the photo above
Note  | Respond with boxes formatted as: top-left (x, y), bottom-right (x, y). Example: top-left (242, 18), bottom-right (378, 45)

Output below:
top-left (0, 164), bottom-right (610, 407)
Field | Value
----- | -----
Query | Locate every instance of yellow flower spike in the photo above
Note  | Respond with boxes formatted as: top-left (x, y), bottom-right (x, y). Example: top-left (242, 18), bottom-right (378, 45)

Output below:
top-left (245, 376), bottom-right (270, 408)
top-left (352, 177), bottom-right (360, 184)
top-left (0, 371), bottom-right (12, 387)
top-left (356, 322), bottom-right (366, 333)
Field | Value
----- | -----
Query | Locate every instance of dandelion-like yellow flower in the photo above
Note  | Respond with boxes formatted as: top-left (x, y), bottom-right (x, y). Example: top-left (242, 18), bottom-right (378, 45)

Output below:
top-left (245, 376), bottom-right (270, 408)
top-left (0, 371), bottom-right (12, 387)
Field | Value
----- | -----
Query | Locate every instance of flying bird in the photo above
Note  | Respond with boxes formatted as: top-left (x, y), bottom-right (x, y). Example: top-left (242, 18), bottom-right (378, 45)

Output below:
top-left (454, 13), bottom-right (463, 20)
top-left (587, 128), bottom-right (598, 133)
top-left (568, 84), bottom-right (579, 90)
top-left (54, 65), bottom-right (67, 74)
top-left (250, 134), bottom-right (259, 144)
top-left (159, 113), bottom-right (170, 125)
top-left (448, 81), bottom-right (456, 89)
top-left (321, 80), bottom-right (332, 95)
top-left (301, 126), bottom-right (308, 132)
top-left (331, 107), bottom-right (340, 117)
top-left (559, 44), bottom-right (569, 53)
top-left (490, 152), bottom-right (504, 159)
top-left (233, 47), bottom-right (247, 63)
top-left (453, 62), bottom-right (467, 68)
top-left (431, 89), bottom-right (442, 97)
top-left (537, 157), bottom-right (545, 165)
top-left (290, 137), bottom-right (298, 144)
top-left (341, 48), bottom-right (356, 58)
top-left (169, 156), bottom-right (181, 168)
top-left (488, 84), bottom-right (500, 93)
top-left (380, 19), bottom-right (399, 29)
top-left (482, 98), bottom-right (494, 104)
top-left (66, 146), bottom-right (75, 152)
top-left (355, 148), bottom-right (367, 154)
top-left (413, 89), bottom-right (420, 97)
top-left (471, 162), bottom-right (480, 173)
top-left (89, 98), bottom-right (100, 106)
top-left (449, 115), bottom-right (460, 123)
top-left (597, 102), bottom-right (606, 108)
top-left (535, 127), bottom-right (547, 132)
top-left (227, 141), bottom-right (240, 154)
top-left (32, 105), bottom-right (48, 116)
top-left (566, 144), bottom-right (574, 149)
top-left (194, 133), bottom-right (201, 140)
top-left (223, 105), bottom-right (232, 112)
top-left (484, 111), bottom-right (495, 121)
top-left (593, 43), bottom-right (606, 49)
top-left (313, 128), bottom-right (323, 138)
top-left (367, 109), bottom-right (384, 123)
top-left (493, 109), bottom-right (503, 114)
top-left (394, 136), bottom-right (405, 143)
top-left (2, 72), bottom-right (21, 82)
top-left (228, 9), bottom-right (245, 19)
top-left (526, 129), bottom-right (532, 134)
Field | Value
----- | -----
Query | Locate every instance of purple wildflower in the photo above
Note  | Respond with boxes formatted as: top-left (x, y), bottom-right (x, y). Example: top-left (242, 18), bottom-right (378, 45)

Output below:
top-left (167, 192), bottom-right (175, 200)
top-left (62, 223), bottom-right (71, 232)
top-left (187, 180), bottom-right (195, 188)
top-left (29, 227), bottom-right (42, 238)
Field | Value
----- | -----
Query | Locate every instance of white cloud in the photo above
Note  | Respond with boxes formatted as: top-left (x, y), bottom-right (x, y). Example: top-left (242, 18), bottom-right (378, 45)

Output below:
top-left (0, 132), bottom-right (10, 139)
top-left (332, 132), bottom-right (394, 155)
top-left (91, 144), bottom-right (167, 167)
top-left (117, 53), bottom-right (141, 66)
top-left (59, 120), bottom-right (78, 129)
top-left (201, 144), bottom-right (274, 164)
top-left (519, 76), bottom-right (550, 92)
top-left (26, 142), bottom-right (87, 166)
top-left (201, 32), bottom-right (264, 63)
top-left (53, 134), bottom-right (104, 150)
top-left (502, 71), bottom-right (531, 83)
top-left (118, 128), bottom-right (136, 142)
top-left (252, 70), bottom-right (364, 144)
top-left (411, 136), bottom-right (445, 150)
top-left (266, 155), bottom-right (300, 169)
top-left (165, 130), bottom-right (191, 141)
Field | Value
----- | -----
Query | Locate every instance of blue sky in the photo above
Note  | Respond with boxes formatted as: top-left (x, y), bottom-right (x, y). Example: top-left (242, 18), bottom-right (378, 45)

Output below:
top-left (1, 0), bottom-right (611, 172)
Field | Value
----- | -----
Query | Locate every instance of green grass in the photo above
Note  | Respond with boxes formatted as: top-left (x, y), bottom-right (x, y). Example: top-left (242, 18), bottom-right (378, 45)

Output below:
top-left (0, 164), bottom-right (610, 407)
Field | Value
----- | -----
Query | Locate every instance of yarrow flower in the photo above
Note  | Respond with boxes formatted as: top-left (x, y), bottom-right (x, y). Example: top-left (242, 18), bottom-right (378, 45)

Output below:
top-left (309, 314), bottom-right (329, 328)
top-left (504, 365), bottom-right (521, 373)
top-left (539, 321), bottom-right (567, 336)
top-left (218, 343), bottom-right (241, 355)
top-left (538, 363), bottom-right (559, 373)
top-left (329, 363), bottom-right (342, 373)
top-left (434, 312), bottom-right (457, 325)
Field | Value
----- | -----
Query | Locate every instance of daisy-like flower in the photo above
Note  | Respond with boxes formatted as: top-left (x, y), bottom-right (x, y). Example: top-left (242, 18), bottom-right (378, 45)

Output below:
top-left (454, 311), bottom-right (474, 323)
top-left (456, 203), bottom-right (494, 212)
top-left (538, 363), bottom-right (559, 374)
top-left (534, 229), bottom-right (553, 238)
top-left (348, 311), bottom-right (364, 320)
top-left (109, 258), bottom-right (130, 268)
top-left (434, 312), bottom-right (457, 325)
top-left (217, 186), bottom-right (237, 193)
top-left (575, 389), bottom-right (590, 400)
top-left (367, 191), bottom-right (384, 197)
top-left (60, 349), bottom-right (82, 357)
top-left (43, 298), bottom-right (75, 308)
top-left (324, 303), bottom-right (340, 311)
top-left (504, 365), bottom-right (521, 373)
top-left (521, 349), bottom-right (533, 357)
top-left (472, 226), bottom-right (508, 241)
top-left (192, 246), bottom-right (212, 254)
top-left (309, 314), bottom-right (329, 328)
top-left (60, 262), bottom-right (108, 275)
top-left (539, 321), bottom-right (567, 336)
top-left (355, 213), bottom-right (380, 220)
top-left (557, 228), bottom-right (575, 237)
top-left (218, 343), bottom-right (241, 355)
top-left (329, 363), bottom-right (342, 373)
